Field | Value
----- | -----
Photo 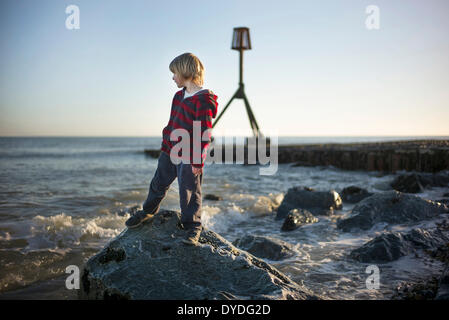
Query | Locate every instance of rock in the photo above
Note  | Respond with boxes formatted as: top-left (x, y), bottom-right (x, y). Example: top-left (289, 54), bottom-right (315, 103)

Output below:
top-left (392, 277), bottom-right (440, 300)
top-left (232, 235), bottom-right (296, 261)
top-left (143, 149), bottom-right (161, 158)
top-left (390, 173), bottom-right (425, 193)
top-left (281, 209), bottom-right (318, 231)
top-left (337, 190), bottom-right (449, 232)
top-left (340, 186), bottom-right (373, 204)
top-left (392, 264), bottom-right (449, 300)
top-left (350, 232), bottom-right (413, 263)
top-left (204, 194), bottom-right (222, 201)
top-left (389, 224), bottom-right (449, 300)
top-left (79, 210), bottom-right (321, 300)
top-left (276, 186), bottom-right (343, 220)
top-left (436, 199), bottom-right (449, 206)
top-left (435, 268), bottom-right (449, 300)
top-left (390, 172), bottom-right (449, 193)
top-left (350, 228), bottom-right (449, 263)
top-left (406, 228), bottom-right (449, 248)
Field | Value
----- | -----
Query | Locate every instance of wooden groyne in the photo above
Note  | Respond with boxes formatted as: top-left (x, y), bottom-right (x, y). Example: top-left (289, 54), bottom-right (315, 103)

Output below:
top-left (277, 139), bottom-right (449, 173)
top-left (144, 139), bottom-right (449, 173)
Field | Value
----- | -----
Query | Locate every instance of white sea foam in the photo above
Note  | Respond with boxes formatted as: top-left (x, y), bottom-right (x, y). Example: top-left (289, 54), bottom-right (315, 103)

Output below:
top-left (201, 204), bottom-right (248, 234)
top-left (26, 212), bottom-right (127, 250)
top-left (0, 232), bottom-right (11, 241)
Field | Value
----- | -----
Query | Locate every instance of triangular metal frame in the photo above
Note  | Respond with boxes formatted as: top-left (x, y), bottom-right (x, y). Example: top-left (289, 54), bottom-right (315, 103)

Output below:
top-left (212, 49), bottom-right (262, 137)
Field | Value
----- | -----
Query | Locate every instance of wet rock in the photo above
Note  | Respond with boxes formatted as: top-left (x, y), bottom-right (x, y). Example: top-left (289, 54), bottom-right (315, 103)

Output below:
top-left (436, 199), bottom-right (449, 206)
top-left (390, 173), bottom-right (425, 193)
top-left (340, 186), bottom-right (374, 204)
top-left (435, 268), bottom-right (449, 300)
top-left (407, 228), bottom-right (449, 248)
top-left (204, 194), bottom-right (222, 201)
top-left (392, 277), bottom-right (440, 300)
top-left (232, 235), bottom-right (296, 261)
top-left (79, 210), bottom-right (321, 300)
top-left (281, 209), bottom-right (318, 231)
top-left (337, 190), bottom-right (449, 232)
top-left (143, 149), bottom-right (161, 158)
top-left (392, 263), bottom-right (449, 300)
top-left (390, 172), bottom-right (449, 193)
top-left (350, 232), bottom-right (413, 263)
top-left (276, 186), bottom-right (343, 220)
top-left (389, 224), bottom-right (449, 300)
top-left (350, 228), bottom-right (449, 263)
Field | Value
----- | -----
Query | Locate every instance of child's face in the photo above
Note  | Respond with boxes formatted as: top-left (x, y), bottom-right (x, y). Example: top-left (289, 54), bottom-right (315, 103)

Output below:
top-left (172, 72), bottom-right (187, 88)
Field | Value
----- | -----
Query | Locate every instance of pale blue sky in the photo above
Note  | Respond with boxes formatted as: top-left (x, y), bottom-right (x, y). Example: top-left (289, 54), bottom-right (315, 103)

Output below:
top-left (1, 0), bottom-right (448, 137)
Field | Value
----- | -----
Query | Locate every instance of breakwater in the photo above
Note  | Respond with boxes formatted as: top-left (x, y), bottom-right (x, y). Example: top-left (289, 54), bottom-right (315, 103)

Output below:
top-left (144, 139), bottom-right (449, 173)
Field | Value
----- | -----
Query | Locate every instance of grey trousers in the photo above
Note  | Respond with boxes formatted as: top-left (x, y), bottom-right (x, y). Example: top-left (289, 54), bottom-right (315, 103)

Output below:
top-left (142, 151), bottom-right (203, 228)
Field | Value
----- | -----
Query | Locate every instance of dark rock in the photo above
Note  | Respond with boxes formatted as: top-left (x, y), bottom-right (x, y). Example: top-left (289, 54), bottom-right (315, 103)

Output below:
top-left (79, 210), bottom-right (321, 300)
top-left (98, 246), bottom-right (126, 264)
top-left (407, 228), bottom-right (449, 248)
top-left (391, 229), bottom-right (449, 300)
top-left (143, 149), bottom-right (161, 158)
top-left (390, 172), bottom-right (449, 193)
top-left (350, 232), bottom-right (413, 263)
top-left (390, 173), bottom-right (425, 193)
top-left (281, 209), bottom-right (318, 231)
top-left (276, 186), bottom-right (343, 220)
top-left (436, 199), bottom-right (449, 206)
top-left (435, 268), bottom-right (449, 300)
top-left (232, 235), bottom-right (296, 261)
top-left (337, 190), bottom-right (449, 232)
top-left (350, 228), bottom-right (449, 263)
top-left (340, 186), bottom-right (374, 204)
top-left (204, 194), bottom-right (223, 201)
top-left (444, 193), bottom-right (449, 197)
top-left (392, 277), bottom-right (440, 300)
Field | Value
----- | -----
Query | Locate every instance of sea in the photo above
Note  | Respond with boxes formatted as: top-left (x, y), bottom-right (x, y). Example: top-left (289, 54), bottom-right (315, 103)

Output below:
top-left (0, 136), bottom-right (448, 300)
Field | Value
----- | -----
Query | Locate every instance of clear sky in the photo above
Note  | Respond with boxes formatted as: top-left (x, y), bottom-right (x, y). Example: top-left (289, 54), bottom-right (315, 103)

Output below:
top-left (1, 0), bottom-right (448, 137)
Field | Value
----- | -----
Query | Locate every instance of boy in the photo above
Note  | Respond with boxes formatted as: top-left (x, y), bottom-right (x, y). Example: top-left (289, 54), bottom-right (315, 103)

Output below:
top-left (125, 53), bottom-right (218, 246)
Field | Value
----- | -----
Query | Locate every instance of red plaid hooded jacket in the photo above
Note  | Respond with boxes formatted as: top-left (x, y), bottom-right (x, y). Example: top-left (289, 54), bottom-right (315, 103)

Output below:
top-left (161, 87), bottom-right (218, 168)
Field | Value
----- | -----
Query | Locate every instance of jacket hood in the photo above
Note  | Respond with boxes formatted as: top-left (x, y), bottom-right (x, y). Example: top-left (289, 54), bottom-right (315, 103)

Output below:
top-left (182, 88), bottom-right (218, 118)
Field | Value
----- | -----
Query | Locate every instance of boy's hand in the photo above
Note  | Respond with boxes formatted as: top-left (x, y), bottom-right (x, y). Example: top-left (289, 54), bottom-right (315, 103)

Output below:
top-left (192, 166), bottom-right (203, 176)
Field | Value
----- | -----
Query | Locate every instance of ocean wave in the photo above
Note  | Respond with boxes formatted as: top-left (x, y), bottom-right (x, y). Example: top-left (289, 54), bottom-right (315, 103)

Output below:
top-left (200, 193), bottom-right (283, 234)
top-left (0, 248), bottom-right (89, 294)
top-left (226, 193), bottom-right (283, 214)
top-left (22, 212), bottom-right (129, 251)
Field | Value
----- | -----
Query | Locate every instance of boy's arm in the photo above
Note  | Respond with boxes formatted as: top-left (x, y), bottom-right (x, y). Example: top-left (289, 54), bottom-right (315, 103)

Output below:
top-left (191, 96), bottom-right (216, 169)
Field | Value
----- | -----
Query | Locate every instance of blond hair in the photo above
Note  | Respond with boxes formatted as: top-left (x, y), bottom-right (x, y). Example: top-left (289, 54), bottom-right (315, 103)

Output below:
top-left (169, 52), bottom-right (204, 86)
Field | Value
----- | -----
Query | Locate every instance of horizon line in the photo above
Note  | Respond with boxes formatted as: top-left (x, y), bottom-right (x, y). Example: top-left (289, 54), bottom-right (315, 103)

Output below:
top-left (1, 135), bottom-right (449, 138)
